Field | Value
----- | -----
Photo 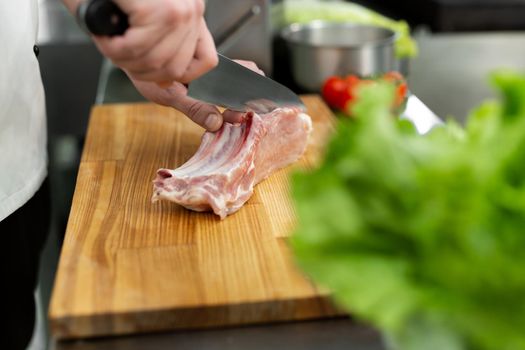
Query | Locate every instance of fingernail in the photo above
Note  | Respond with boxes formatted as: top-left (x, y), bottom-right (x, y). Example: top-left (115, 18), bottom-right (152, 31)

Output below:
top-left (205, 114), bottom-right (222, 131)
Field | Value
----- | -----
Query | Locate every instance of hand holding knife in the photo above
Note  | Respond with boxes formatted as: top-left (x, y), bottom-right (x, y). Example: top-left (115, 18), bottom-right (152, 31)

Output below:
top-left (76, 0), bottom-right (304, 120)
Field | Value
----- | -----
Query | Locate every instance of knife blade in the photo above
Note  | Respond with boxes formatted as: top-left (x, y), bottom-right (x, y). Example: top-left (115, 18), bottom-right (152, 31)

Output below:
top-left (77, 0), bottom-right (305, 113)
top-left (188, 54), bottom-right (305, 113)
top-left (401, 94), bottom-right (442, 134)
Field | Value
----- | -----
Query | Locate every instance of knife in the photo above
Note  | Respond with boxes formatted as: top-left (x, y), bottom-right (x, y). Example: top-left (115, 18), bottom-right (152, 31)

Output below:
top-left (401, 94), bottom-right (442, 134)
top-left (76, 0), bottom-right (305, 113)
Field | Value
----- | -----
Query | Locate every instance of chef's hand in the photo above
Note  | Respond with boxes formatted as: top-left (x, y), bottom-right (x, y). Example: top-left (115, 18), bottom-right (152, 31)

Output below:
top-left (89, 0), bottom-right (217, 84)
top-left (129, 60), bottom-right (265, 131)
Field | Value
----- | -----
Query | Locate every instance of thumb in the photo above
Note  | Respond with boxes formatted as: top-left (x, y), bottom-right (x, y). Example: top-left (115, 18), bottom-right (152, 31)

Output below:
top-left (131, 77), bottom-right (224, 132)
top-left (169, 92), bottom-right (224, 132)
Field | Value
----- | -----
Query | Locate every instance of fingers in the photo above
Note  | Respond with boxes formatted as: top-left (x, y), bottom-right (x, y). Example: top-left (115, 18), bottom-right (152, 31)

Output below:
top-left (222, 110), bottom-right (245, 124)
top-left (129, 77), bottom-right (223, 131)
top-left (93, 0), bottom-right (216, 84)
top-left (130, 76), bottom-right (250, 131)
top-left (94, 24), bottom-right (169, 62)
top-left (161, 23), bottom-right (201, 82)
top-left (118, 20), bottom-right (199, 82)
top-left (166, 87), bottom-right (224, 131)
top-left (180, 19), bottom-right (219, 83)
top-left (163, 84), bottom-right (247, 130)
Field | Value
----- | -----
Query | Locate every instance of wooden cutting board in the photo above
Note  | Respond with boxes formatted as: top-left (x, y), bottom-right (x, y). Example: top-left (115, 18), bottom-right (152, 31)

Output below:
top-left (49, 95), bottom-right (341, 339)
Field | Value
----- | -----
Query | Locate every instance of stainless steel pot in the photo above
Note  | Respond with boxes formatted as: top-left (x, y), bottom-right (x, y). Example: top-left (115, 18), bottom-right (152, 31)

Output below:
top-left (281, 21), bottom-right (397, 92)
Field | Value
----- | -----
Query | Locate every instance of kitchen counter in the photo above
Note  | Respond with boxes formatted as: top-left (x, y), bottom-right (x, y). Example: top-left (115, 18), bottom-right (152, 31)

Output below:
top-left (51, 31), bottom-right (525, 350)
top-left (53, 319), bottom-right (382, 350)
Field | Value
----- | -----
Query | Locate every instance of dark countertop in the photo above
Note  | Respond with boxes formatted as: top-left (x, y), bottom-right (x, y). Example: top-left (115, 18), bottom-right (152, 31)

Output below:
top-left (52, 31), bottom-right (525, 350)
top-left (353, 0), bottom-right (525, 31)
top-left (53, 319), bottom-right (383, 350)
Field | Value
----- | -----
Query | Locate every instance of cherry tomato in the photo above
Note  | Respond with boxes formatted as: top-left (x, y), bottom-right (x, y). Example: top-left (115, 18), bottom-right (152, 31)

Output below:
top-left (322, 76), bottom-right (348, 110)
top-left (395, 82), bottom-right (408, 107)
top-left (345, 75), bottom-right (361, 88)
top-left (342, 89), bottom-right (355, 114)
top-left (383, 71), bottom-right (405, 85)
top-left (383, 71), bottom-right (408, 107)
top-left (322, 71), bottom-right (408, 115)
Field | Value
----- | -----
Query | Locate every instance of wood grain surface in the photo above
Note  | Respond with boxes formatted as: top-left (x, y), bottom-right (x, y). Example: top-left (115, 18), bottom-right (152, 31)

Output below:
top-left (49, 95), bottom-right (341, 339)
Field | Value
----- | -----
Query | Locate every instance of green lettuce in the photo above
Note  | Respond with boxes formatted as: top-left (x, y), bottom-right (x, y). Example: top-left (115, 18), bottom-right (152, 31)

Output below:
top-left (291, 71), bottom-right (525, 350)
top-left (274, 0), bottom-right (418, 58)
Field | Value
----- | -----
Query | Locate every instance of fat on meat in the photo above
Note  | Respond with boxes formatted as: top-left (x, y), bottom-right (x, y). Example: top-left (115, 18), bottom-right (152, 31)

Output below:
top-left (152, 107), bottom-right (312, 219)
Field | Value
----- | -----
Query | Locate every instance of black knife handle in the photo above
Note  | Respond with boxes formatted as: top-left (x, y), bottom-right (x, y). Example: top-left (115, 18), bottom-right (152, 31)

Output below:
top-left (77, 0), bottom-right (129, 36)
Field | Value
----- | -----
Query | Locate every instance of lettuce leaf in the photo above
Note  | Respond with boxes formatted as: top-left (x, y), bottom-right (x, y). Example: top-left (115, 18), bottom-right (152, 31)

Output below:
top-left (291, 71), bottom-right (525, 350)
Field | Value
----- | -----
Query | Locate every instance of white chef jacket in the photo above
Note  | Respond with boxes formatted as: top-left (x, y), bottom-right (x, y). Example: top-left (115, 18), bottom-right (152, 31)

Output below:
top-left (0, 0), bottom-right (47, 222)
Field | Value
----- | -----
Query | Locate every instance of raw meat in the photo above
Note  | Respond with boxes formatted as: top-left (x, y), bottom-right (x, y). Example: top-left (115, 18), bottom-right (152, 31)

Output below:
top-left (152, 107), bottom-right (312, 219)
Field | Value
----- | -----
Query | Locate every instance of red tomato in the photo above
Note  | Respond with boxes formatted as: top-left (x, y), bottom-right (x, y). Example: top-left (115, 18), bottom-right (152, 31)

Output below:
top-left (342, 81), bottom-right (356, 103)
top-left (323, 72), bottom-right (408, 114)
top-left (322, 76), bottom-right (347, 108)
top-left (395, 82), bottom-right (408, 107)
top-left (382, 71), bottom-right (408, 107)
top-left (322, 76), bottom-right (348, 110)
top-left (345, 75), bottom-right (361, 88)
top-left (342, 88), bottom-right (355, 114)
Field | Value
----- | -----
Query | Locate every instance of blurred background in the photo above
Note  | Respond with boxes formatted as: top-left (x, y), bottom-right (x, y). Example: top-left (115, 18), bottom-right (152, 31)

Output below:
top-left (32, 0), bottom-right (525, 349)
top-left (352, 0), bottom-right (525, 32)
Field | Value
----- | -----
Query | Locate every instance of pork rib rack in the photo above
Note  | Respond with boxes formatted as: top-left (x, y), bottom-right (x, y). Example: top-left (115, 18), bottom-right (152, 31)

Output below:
top-left (152, 107), bottom-right (312, 219)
